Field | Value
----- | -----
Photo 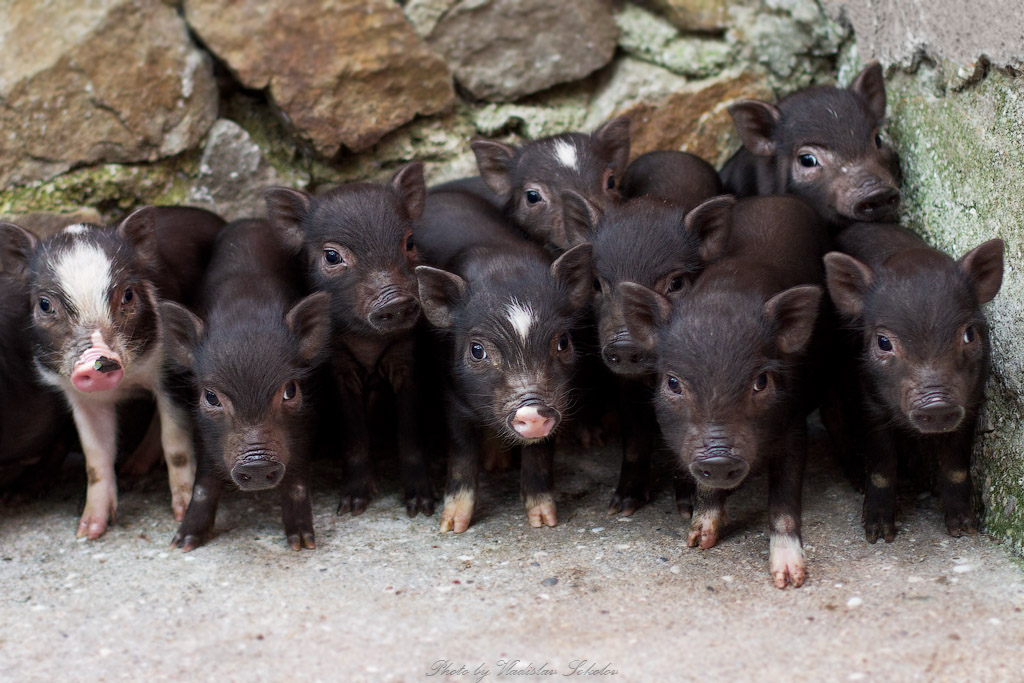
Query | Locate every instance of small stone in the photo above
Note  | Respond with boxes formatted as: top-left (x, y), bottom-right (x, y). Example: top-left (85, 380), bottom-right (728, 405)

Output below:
top-left (846, 596), bottom-right (863, 608)
top-left (591, 527), bottom-right (605, 533)
top-left (670, 565), bottom-right (681, 574)
top-left (952, 564), bottom-right (973, 573)
top-left (541, 577), bottom-right (558, 586)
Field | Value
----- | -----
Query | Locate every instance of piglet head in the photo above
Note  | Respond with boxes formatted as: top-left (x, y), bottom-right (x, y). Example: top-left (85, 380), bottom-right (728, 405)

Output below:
top-left (825, 238), bottom-right (1003, 434)
top-left (265, 163), bottom-right (425, 338)
top-left (622, 280), bottom-right (821, 489)
top-left (472, 116), bottom-right (631, 251)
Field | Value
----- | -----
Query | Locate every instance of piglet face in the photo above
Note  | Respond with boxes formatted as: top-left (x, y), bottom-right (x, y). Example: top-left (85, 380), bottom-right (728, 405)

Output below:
top-left (0, 210), bottom-right (162, 395)
top-left (729, 62), bottom-right (900, 224)
top-left (472, 117), bottom-right (631, 251)
top-left (265, 163), bottom-right (425, 337)
top-left (622, 282), bottom-right (821, 489)
top-left (825, 240), bottom-right (1004, 434)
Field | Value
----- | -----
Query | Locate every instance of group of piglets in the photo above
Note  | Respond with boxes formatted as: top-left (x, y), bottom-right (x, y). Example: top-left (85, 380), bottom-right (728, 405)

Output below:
top-left (0, 62), bottom-right (1004, 589)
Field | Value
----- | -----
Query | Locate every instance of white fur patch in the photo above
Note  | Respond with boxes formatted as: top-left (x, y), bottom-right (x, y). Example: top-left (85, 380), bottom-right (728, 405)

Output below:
top-left (553, 139), bottom-right (578, 171)
top-left (63, 224), bottom-right (90, 235)
top-left (505, 299), bottom-right (536, 343)
top-left (53, 240), bottom-right (113, 327)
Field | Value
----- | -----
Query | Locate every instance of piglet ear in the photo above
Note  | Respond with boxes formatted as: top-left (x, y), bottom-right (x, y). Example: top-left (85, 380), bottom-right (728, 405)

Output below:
top-left (685, 195), bottom-right (736, 263)
top-left (160, 301), bottom-right (204, 369)
top-left (592, 115), bottom-right (631, 175)
top-left (959, 238), bottom-right (1004, 305)
top-left (391, 161), bottom-right (426, 222)
top-left (117, 207), bottom-right (160, 267)
top-left (0, 222), bottom-right (38, 280)
top-left (416, 265), bottom-right (467, 329)
top-left (264, 186), bottom-right (311, 252)
top-left (561, 190), bottom-right (601, 248)
top-left (619, 281), bottom-right (672, 352)
top-left (471, 139), bottom-right (516, 198)
top-left (848, 61), bottom-right (886, 121)
top-left (727, 100), bottom-right (780, 158)
top-left (823, 252), bottom-right (873, 318)
top-left (286, 291), bottom-right (332, 364)
top-left (765, 284), bottom-right (822, 355)
top-left (551, 243), bottom-right (594, 309)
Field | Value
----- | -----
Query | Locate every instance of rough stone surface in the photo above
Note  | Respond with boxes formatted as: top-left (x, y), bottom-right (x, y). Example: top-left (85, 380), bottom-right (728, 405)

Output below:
top-left (615, 3), bottom-right (734, 79)
top-left (2, 438), bottom-right (1023, 679)
top-left (0, 209), bottom-right (103, 242)
top-left (185, 119), bottom-right (297, 222)
top-left (826, 0), bottom-right (1024, 69)
top-left (184, 0), bottom-right (455, 156)
top-left (425, 0), bottom-right (619, 102)
top-left (639, 0), bottom-right (737, 32)
top-left (0, 0), bottom-right (218, 187)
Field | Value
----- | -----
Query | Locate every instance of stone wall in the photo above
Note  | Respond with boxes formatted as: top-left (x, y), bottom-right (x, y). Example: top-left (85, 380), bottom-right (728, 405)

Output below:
top-left (2, 1), bottom-right (1021, 552)
top-left (826, 0), bottom-right (1024, 556)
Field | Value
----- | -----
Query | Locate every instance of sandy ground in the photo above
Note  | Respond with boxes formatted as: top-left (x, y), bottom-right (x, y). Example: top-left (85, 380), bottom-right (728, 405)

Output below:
top-left (2, 429), bottom-right (1023, 683)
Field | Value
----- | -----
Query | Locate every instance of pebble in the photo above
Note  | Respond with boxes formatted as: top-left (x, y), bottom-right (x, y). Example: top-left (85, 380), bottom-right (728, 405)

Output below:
top-left (953, 564), bottom-right (973, 573)
top-left (670, 565), bottom-right (681, 574)
top-left (847, 597), bottom-right (863, 608)
top-left (591, 527), bottom-right (605, 533)
top-left (542, 577), bottom-right (558, 586)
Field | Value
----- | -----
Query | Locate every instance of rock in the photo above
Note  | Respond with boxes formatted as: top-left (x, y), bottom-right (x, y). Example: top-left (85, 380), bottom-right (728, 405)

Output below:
top-left (184, 0), bottom-right (455, 156)
top-left (186, 119), bottom-right (300, 222)
top-left (615, 4), bottom-right (734, 79)
top-left (403, 0), bottom-right (459, 38)
top-left (0, 209), bottom-right (104, 241)
top-left (0, 0), bottom-right (218, 187)
top-left (638, 0), bottom-right (737, 32)
top-left (426, 0), bottom-right (619, 102)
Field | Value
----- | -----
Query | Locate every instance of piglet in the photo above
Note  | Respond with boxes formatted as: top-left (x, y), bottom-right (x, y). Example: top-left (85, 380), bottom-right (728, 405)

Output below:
top-left (415, 186), bottom-right (593, 532)
top-left (0, 207), bottom-right (225, 538)
top-left (720, 62), bottom-right (900, 229)
top-left (823, 223), bottom-right (1003, 542)
top-left (162, 219), bottom-right (330, 551)
top-left (264, 163), bottom-right (434, 517)
top-left (621, 195), bottom-right (827, 588)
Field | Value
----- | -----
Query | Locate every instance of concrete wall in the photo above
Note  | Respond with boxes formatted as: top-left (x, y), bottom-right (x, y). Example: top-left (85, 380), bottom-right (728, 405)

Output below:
top-left (829, 0), bottom-right (1024, 555)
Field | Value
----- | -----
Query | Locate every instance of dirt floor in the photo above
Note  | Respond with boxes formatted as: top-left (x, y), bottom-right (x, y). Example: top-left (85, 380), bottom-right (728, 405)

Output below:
top-left (2, 428), bottom-right (1023, 682)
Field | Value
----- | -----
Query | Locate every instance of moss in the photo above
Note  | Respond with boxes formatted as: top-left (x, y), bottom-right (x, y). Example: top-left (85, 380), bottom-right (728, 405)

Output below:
top-left (885, 63), bottom-right (1024, 555)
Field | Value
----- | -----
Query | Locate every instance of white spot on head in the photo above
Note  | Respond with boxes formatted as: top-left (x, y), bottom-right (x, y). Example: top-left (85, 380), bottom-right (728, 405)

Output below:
top-left (553, 139), bottom-right (578, 171)
top-left (53, 241), bottom-right (113, 327)
top-left (63, 224), bottom-right (90, 235)
top-left (505, 299), bottom-right (536, 343)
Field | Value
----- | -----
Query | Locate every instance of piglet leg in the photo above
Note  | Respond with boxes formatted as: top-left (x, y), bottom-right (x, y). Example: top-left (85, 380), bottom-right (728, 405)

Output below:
top-left (937, 421), bottom-right (979, 537)
top-left (767, 426), bottom-right (807, 589)
top-left (68, 397), bottom-right (118, 539)
top-left (392, 358), bottom-right (434, 517)
top-left (608, 379), bottom-right (654, 516)
top-left (522, 440), bottom-right (557, 528)
top-left (171, 461), bottom-right (223, 552)
top-left (156, 389), bottom-right (195, 521)
top-left (440, 417), bottom-right (480, 533)
top-left (861, 423), bottom-right (898, 543)
top-left (686, 487), bottom-right (727, 549)
top-left (336, 383), bottom-right (374, 515)
top-left (280, 466), bottom-right (316, 550)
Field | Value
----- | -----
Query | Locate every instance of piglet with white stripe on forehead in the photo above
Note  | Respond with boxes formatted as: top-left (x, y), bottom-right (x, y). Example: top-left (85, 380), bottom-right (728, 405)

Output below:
top-left (0, 207), bottom-right (225, 539)
top-left (414, 184), bottom-right (593, 533)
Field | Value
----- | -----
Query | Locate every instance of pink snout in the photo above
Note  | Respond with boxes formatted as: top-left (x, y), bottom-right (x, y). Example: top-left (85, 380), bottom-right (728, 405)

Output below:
top-left (511, 405), bottom-right (557, 440)
top-left (72, 347), bottom-right (124, 393)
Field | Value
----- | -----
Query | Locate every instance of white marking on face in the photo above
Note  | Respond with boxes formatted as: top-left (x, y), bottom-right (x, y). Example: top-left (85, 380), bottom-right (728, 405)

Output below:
top-left (63, 224), bottom-right (90, 235)
top-left (553, 139), bottom-right (578, 171)
top-left (505, 299), bottom-right (536, 343)
top-left (53, 241), bottom-right (113, 328)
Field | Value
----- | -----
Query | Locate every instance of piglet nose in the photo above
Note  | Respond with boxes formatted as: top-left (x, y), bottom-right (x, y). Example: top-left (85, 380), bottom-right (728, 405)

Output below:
top-left (909, 402), bottom-right (965, 434)
top-left (689, 452), bottom-right (749, 488)
top-left (511, 405), bottom-right (558, 440)
top-left (853, 187), bottom-right (899, 219)
top-left (71, 346), bottom-right (124, 393)
top-left (231, 459), bottom-right (285, 491)
top-left (368, 295), bottom-right (420, 330)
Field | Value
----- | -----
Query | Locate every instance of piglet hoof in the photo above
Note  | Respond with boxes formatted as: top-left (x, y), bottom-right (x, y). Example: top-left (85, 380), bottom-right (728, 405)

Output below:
top-left (482, 448), bottom-right (512, 473)
top-left (525, 494), bottom-right (557, 528)
top-left (685, 512), bottom-right (723, 549)
top-left (675, 497), bottom-right (693, 520)
top-left (607, 489), bottom-right (647, 517)
top-left (337, 493), bottom-right (370, 516)
top-left (77, 489), bottom-right (117, 540)
top-left (439, 491), bottom-right (475, 533)
top-left (945, 511), bottom-right (978, 538)
top-left (769, 536), bottom-right (806, 589)
top-left (863, 517), bottom-right (896, 544)
top-left (170, 531), bottom-right (207, 553)
top-left (171, 489), bottom-right (192, 523)
top-left (574, 423), bottom-right (606, 450)
top-left (405, 491), bottom-right (436, 518)
top-left (286, 530), bottom-right (317, 551)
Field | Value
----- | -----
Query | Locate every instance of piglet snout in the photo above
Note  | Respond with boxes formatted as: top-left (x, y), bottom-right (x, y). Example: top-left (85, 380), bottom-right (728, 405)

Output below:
top-left (511, 404), bottom-right (558, 440)
top-left (690, 450), bottom-right (749, 489)
top-left (368, 294), bottom-right (420, 332)
top-left (909, 401), bottom-right (965, 434)
top-left (852, 187), bottom-right (899, 221)
top-left (71, 346), bottom-right (124, 393)
top-left (231, 459), bottom-right (285, 491)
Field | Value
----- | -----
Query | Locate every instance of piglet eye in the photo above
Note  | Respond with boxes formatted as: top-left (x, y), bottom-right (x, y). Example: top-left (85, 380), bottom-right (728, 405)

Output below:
top-left (39, 297), bottom-right (53, 314)
top-left (557, 333), bottom-right (570, 352)
top-left (798, 154), bottom-right (819, 168)
top-left (877, 335), bottom-right (893, 352)
top-left (592, 278), bottom-right (602, 293)
top-left (666, 375), bottom-right (682, 395)
top-left (470, 342), bottom-right (486, 360)
top-left (875, 134), bottom-right (883, 148)
top-left (668, 276), bottom-right (684, 293)
top-left (607, 174), bottom-right (615, 190)
top-left (283, 381), bottom-right (298, 401)
top-left (405, 235), bottom-right (415, 251)
top-left (525, 190), bottom-right (542, 205)
top-left (753, 372), bottom-right (768, 392)
top-left (963, 325), bottom-right (976, 344)
top-left (324, 249), bottom-right (342, 265)
top-left (122, 287), bottom-right (134, 304)
top-left (204, 390), bottom-right (221, 407)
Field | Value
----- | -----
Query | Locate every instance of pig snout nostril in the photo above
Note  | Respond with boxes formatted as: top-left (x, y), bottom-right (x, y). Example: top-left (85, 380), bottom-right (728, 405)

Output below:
top-left (854, 188), bottom-right (900, 217)
top-left (909, 402), bottom-right (965, 434)
top-left (509, 404), bottom-right (559, 440)
top-left (689, 454), bottom-right (749, 489)
top-left (231, 459), bottom-right (285, 491)
top-left (369, 295), bottom-right (420, 330)
top-left (601, 340), bottom-right (651, 375)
